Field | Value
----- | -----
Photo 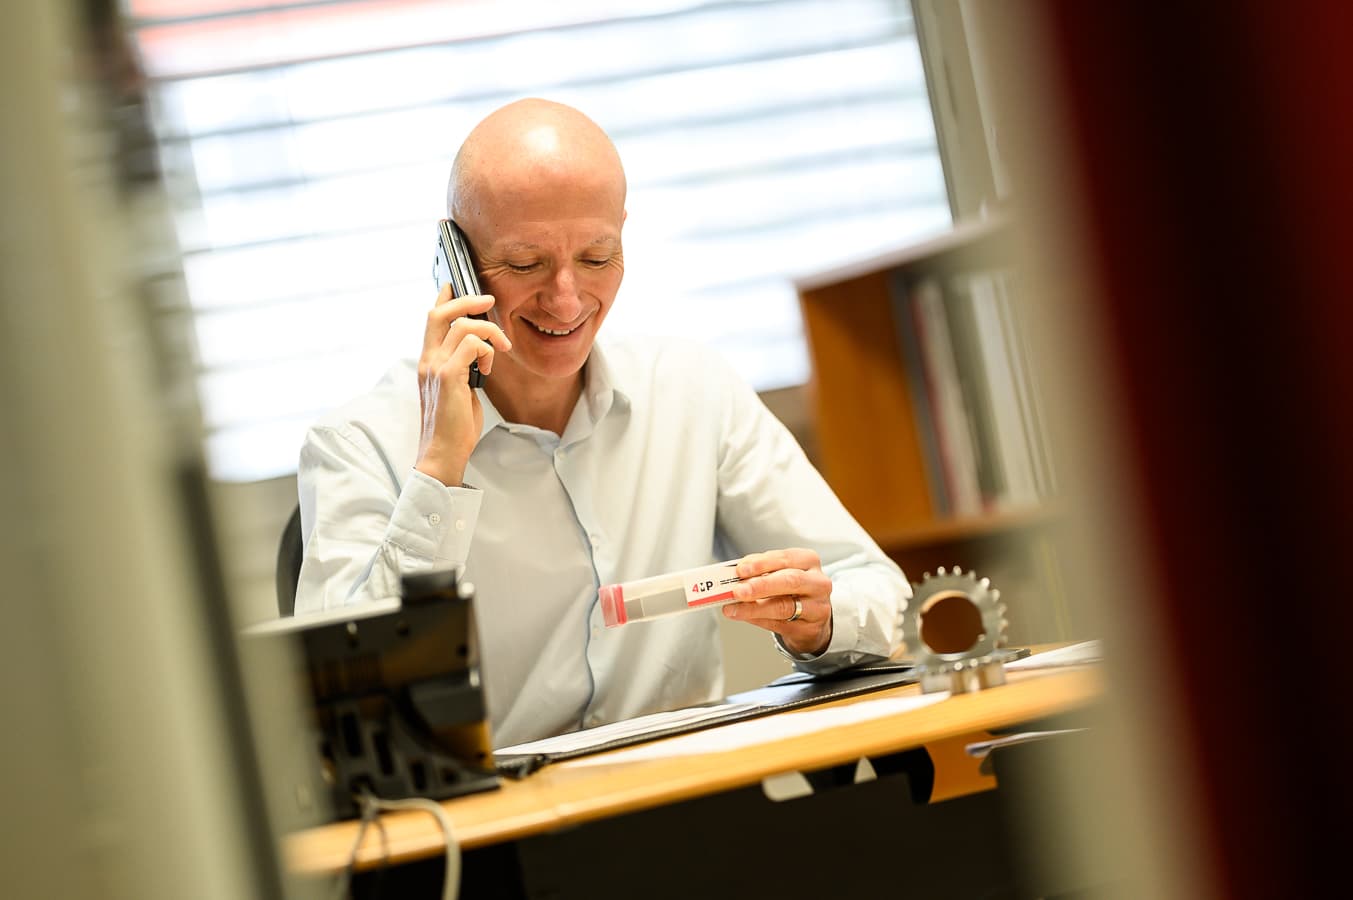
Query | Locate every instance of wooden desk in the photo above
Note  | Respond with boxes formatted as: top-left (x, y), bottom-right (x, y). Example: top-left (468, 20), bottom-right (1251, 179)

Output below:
top-left (286, 661), bottom-right (1102, 880)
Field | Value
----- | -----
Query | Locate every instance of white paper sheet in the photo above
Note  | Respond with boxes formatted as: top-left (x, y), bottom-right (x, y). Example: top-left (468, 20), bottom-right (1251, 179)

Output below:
top-left (963, 728), bottom-right (1086, 758)
top-left (1004, 639), bottom-right (1102, 670)
top-left (565, 692), bottom-right (951, 767)
top-left (495, 701), bottom-right (762, 757)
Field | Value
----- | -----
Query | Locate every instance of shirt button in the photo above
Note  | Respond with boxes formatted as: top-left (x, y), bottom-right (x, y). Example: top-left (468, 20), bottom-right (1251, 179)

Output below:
top-left (427, 513), bottom-right (441, 526)
top-left (455, 519), bottom-right (465, 532)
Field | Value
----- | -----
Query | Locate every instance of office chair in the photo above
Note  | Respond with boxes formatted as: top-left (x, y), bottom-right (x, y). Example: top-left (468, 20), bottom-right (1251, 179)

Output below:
top-left (275, 503), bottom-right (304, 617)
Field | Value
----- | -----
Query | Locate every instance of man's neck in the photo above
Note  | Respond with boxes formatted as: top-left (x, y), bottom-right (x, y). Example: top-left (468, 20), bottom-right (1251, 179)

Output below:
top-left (484, 368), bottom-right (585, 436)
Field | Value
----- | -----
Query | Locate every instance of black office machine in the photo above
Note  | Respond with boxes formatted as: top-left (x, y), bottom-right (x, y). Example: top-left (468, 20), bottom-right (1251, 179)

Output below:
top-left (254, 568), bottom-right (499, 820)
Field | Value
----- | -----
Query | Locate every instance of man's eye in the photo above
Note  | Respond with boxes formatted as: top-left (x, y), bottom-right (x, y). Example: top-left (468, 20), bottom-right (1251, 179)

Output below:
top-left (507, 262), bottom-right (538, 273)
top-left (581, 258), bottom-right (610, 268)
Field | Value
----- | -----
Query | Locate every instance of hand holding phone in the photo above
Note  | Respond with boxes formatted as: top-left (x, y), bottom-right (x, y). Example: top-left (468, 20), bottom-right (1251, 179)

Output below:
top-left (416, 220), bottom-right (506, 486)
top-left (432, 218), bottom-right (488, 388)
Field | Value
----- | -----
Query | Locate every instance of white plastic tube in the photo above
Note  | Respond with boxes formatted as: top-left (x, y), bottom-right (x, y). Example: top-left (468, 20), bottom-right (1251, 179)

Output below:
top-left (599, 560), bottom-right (744, 627)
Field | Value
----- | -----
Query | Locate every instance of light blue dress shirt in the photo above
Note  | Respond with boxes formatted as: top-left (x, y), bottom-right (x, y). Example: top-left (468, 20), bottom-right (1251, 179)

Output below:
top-left (295, 335), bottom-right (909, 748)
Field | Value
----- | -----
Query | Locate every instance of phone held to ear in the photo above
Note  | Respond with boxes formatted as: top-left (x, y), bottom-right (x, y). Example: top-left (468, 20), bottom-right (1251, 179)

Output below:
top-left (433, 218), bottom-right (488, 389)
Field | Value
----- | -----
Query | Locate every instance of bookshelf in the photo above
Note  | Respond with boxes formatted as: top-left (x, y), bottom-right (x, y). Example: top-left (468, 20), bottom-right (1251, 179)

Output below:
top-left (795, 215), bottom-right (1072, 644)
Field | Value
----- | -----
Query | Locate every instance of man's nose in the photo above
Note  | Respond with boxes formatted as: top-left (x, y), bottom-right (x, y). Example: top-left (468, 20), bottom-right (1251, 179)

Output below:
top-left (542, 265), bottom-right (583, 321)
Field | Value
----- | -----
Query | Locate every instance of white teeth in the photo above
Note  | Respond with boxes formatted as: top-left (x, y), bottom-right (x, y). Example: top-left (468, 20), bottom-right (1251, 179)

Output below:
top-left (533, 323), bottom-right (574, 336)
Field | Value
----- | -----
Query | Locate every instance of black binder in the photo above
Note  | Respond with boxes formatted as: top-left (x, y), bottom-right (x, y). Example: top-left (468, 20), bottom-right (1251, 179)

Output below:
top-left (494, 648), bottom-right (1029, 777)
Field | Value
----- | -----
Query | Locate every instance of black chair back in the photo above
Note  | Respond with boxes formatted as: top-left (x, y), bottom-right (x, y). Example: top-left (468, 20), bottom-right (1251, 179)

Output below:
top-left (275, 504), bottom-right (303, 617)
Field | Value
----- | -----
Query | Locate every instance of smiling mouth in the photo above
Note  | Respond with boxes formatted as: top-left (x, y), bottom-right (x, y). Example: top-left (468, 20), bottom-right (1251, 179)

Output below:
top-left (526, 316), bottom-right (585, 337)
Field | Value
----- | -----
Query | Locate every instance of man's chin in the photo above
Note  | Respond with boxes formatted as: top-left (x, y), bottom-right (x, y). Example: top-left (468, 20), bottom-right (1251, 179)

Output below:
top-left (510, 351), bottom-right (591, 384)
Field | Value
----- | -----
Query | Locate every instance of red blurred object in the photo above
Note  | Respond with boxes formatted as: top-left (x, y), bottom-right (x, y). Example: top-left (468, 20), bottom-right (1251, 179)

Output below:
top-left (1027, 2), bottom-right (1353, 897)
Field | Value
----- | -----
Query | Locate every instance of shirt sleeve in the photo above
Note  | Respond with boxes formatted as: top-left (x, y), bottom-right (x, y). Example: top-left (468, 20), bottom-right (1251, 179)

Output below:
top-left (293, 423), bottom-right (483, 613)
top-left (710, 356), bottom-right (909, 673)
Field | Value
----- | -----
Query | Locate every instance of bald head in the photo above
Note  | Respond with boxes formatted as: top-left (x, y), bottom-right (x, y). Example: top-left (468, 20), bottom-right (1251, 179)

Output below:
top-left (447, 99), bottom-right (626, 225)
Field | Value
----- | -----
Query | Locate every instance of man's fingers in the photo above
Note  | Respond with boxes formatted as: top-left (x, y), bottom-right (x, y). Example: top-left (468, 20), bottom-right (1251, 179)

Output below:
top-left (422, 292), bottom-right (496, 356)
top-left (724, 549), bottom-right (834, 656)
top-left (722, 594), bottom-right (834, 655)
top-left (733, 566), bottom-right (833, 604)
top-left (724, 595), bottom-right (818, 621)
top-left (447, 333), bottom-right (494, 378)
top-left (734, 549), bottom-right (787, 579)
top-left (421, 284), bottom-right (454, 356)
top-left (440, 314), bottom-right (512, 357)
top-left (735, 547), bottom-right (821, 579)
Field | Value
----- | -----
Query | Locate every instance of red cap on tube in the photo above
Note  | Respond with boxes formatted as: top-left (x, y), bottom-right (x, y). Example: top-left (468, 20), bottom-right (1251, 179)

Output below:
top-left (599, 583), bottom-right (626, 627)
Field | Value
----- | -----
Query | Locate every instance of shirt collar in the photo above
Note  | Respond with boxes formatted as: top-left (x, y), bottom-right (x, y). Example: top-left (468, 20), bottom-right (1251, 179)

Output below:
top-left (581, 338), bottom-right (631, 424)
top-left (475, 338), bottom-right (631, 442)
top-left (477, 388), bottom-right (505, 440)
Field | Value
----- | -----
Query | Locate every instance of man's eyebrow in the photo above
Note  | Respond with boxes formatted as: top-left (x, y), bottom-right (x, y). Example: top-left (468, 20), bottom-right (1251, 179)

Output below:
top-left (495, 241), bottom-right (544, 255)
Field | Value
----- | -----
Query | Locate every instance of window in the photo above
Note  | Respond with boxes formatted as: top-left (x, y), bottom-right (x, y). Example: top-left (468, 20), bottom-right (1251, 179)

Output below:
top-left (128, 0), bottom-right (950, 480)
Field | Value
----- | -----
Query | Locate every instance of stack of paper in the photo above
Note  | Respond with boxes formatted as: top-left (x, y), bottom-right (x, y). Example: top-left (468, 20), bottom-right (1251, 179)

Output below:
top-left (1004, 640), bottom-right (1102, 670)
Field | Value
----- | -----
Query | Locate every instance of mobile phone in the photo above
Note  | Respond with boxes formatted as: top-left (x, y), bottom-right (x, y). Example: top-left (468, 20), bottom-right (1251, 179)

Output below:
top-left (432, 218), bottom-right (487, 388)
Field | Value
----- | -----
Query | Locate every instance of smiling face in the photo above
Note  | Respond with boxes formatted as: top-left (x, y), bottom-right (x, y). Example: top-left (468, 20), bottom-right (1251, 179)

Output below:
top-left (449, 101), bottom-right (627, 422)
top-left (462, 165), bottom-right (625, 386)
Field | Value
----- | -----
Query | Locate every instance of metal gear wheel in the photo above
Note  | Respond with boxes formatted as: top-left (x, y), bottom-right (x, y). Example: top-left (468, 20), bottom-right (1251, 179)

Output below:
top-left (900, 566), bottom-right (1010, 694)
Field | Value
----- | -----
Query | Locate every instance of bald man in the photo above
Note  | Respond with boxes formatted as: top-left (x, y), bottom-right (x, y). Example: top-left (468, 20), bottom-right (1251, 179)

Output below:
top-left (295, 99), bottom-right (909, 748)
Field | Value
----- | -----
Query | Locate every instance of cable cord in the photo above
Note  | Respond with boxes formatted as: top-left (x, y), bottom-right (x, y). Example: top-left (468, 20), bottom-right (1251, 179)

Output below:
top-left (332, 797), bottom-right (386, 900)
top-left (344, 791), bottom-right (460, 900)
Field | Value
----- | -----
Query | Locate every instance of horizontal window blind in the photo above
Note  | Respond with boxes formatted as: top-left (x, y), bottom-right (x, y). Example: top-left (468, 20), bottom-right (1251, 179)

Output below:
top-left (127, 0), bottom-right (951, 481)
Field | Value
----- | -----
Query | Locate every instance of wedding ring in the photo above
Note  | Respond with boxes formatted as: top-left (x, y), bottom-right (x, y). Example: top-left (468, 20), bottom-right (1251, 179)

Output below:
top-left (786, 598), bottom-right (803, 622)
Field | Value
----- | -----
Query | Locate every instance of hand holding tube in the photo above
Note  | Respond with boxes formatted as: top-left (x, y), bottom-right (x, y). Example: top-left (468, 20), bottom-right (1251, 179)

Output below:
top-left (721, 548), bottom-right (834, 656)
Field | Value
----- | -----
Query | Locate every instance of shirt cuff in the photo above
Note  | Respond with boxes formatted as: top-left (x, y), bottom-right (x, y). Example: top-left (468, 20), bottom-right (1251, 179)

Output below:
top-left (773, 594), bottom-right (861, 666)
top-left (386, 469), bottom-right (482, 564)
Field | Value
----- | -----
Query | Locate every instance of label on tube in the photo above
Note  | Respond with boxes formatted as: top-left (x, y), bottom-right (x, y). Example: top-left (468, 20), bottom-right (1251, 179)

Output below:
top-left (683, 563), bottom-right (742, 607)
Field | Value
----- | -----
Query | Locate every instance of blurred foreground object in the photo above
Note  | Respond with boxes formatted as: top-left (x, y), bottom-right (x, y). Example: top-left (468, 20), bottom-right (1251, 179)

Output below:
top-left (0, 2), bottom-right (299, 898)
top-left (965, 1), bottom-right (1353, 897)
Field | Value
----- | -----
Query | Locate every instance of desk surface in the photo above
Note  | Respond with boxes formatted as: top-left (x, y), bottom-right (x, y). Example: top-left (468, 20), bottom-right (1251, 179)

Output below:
top-left (285, 657), bottom-right (1101, 875)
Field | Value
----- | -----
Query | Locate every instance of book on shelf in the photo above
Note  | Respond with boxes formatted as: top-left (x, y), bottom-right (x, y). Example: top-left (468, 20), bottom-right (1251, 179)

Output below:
top-left (942, 272), bottom-right (1009, 508)
top-left (995, 269), bottom-right (1059, 498)
top-left (889, 270), bottom-right (951, 518)
top-left (891, 265), bottom-right (1059, 520)
top-left (903, 275), bottom-right (983, 517)
top-left (962, 270), bottom-right (1040, 508)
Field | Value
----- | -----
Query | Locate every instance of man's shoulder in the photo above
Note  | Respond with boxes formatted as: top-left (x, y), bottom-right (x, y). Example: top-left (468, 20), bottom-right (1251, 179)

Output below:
top-left (597, 335), bottom-right (751, 434)
top-left (306, 358), bottom-right (417, 441)
top-left (600, 333), bottom-right (733, 385)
